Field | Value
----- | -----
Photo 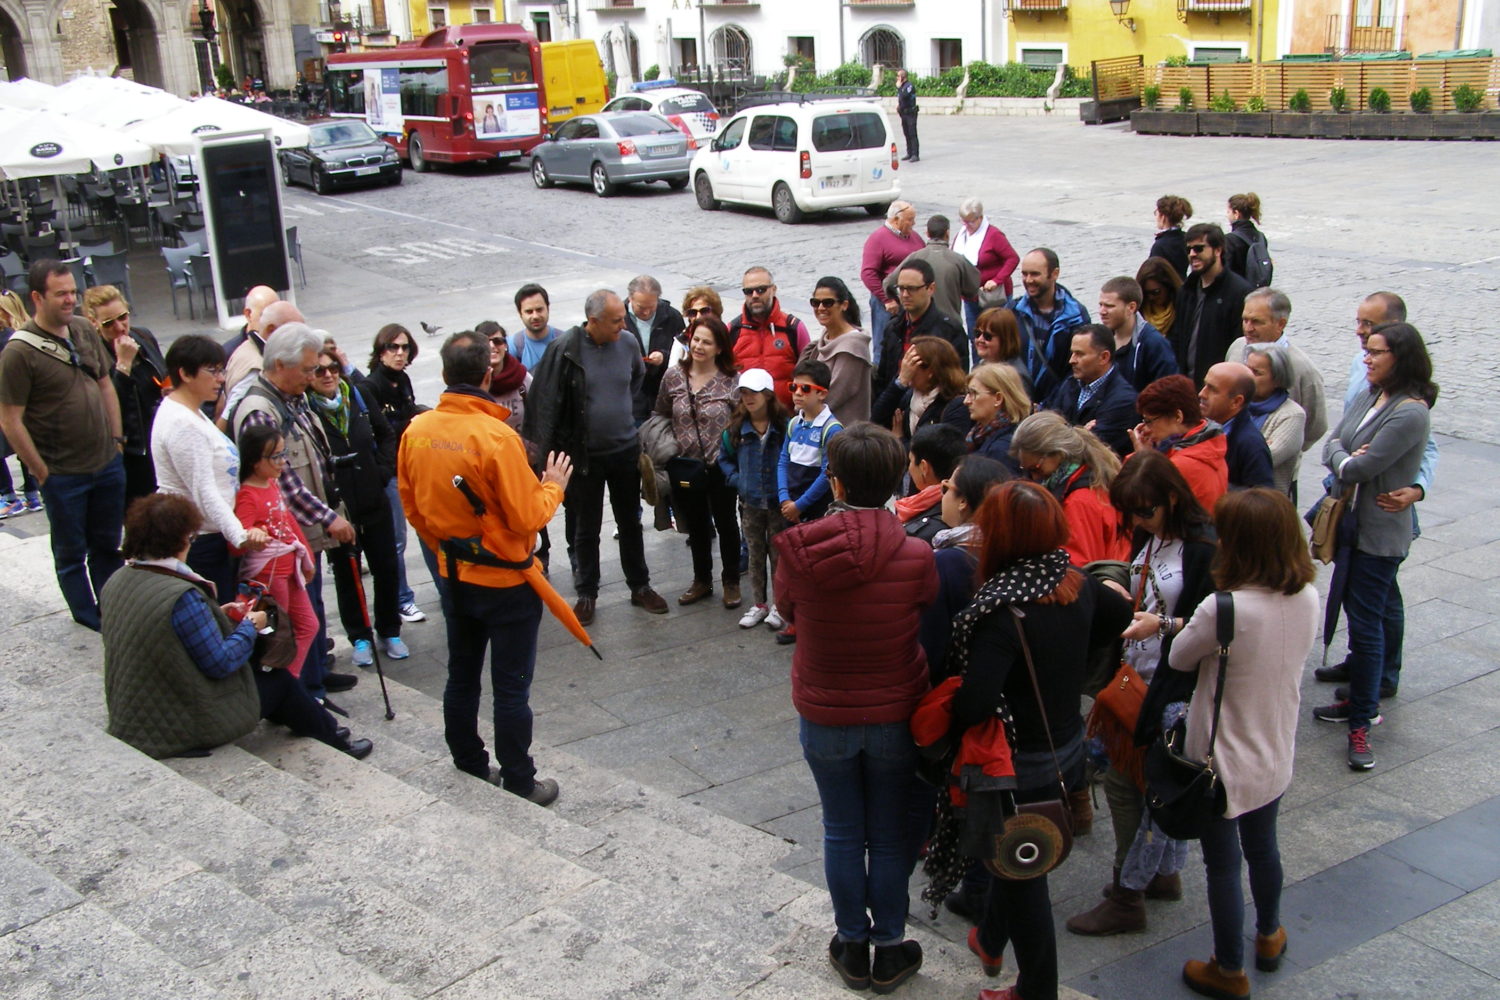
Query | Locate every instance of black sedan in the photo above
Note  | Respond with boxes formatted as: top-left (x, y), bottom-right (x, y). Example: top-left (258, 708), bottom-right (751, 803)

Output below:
top-left (280, 120), bottom-right (402, 194)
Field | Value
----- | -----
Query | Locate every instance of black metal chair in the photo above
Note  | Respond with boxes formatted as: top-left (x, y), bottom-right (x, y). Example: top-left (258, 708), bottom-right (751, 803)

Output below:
top-left (21, 232), bottom-right (59, 264)
top-left (86, 249), bottom-right (132, 304)
top-left (178, 227), bottom-right (207, 250)
top-left (0, 251), bottom-right (27, 296)
top-left (117, 199), bottom-right (152, 247)
top-left (188, 254), bottom-right (216, 316)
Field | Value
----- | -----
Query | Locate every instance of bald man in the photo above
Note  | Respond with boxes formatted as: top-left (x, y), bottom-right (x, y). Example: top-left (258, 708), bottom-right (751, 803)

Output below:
top-left (222, 286), bottom-right (279, 354)
top-left (1199, 361), bottom-right (1274, 490)
top-left (220, 300), bottom-right (306, 427)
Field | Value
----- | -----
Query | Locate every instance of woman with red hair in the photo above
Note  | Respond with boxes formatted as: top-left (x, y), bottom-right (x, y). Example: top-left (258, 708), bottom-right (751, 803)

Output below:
top-left (1130, 374), bottom-right (1228, 515)
top-left (946, 481), bottom-right (1133, 1000)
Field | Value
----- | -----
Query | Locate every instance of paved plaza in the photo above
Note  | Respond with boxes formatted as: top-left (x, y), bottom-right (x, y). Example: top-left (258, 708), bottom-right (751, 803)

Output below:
top-left (2, 116), bottom-right (1499, 998)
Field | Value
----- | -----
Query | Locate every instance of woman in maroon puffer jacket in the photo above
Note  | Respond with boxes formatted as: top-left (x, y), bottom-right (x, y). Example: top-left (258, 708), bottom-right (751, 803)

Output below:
top-left (774, 421), bottom-right (938, 994)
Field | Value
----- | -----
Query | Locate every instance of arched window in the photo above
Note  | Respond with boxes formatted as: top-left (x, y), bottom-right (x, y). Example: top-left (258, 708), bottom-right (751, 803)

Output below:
top-left (710, 24), bottom-right (752, 74)
top-left (859, 26), bottom-right (904, 72)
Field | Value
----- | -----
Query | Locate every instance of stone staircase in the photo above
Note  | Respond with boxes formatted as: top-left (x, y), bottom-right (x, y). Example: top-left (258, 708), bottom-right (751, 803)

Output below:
top-left (0, 606), bottom-right (1054, 999)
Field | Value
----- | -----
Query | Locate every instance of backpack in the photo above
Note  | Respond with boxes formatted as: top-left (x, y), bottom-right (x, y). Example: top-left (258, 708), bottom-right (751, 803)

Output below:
top-left (1233, 228), bottom-right (1274, 288)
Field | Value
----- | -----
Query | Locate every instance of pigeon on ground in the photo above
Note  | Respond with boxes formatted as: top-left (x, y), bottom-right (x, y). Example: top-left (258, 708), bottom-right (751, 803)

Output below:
top-left (421, 321), bottom-right (443, 337)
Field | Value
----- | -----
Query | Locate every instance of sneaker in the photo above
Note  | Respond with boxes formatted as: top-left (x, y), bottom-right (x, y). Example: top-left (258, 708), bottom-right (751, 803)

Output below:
top-left (738, 603), bottom-right (770, 629)
top-left (0, 498), bottom-right (22, 519)
top-left (520, 777), bottom-right (560, 806)
top-left (774, 623), bottom-right (797, 645)
top-left (22, 496), bottom-right (42, 513)
top-left (1335, 683), bottom-right (1396, 701)
top-left (1313, 700), bottom-right (1382, 726)
top-left (382, 635), bottom-right (410, 660)
top-left (351, 639), bottom-right (373, 667)
top-left (399, 602), bottom-right (426, 623)
top-left (765, 605), bottom-right (785, 630)
top-left (1347, 726), bottom-right (1375, 770)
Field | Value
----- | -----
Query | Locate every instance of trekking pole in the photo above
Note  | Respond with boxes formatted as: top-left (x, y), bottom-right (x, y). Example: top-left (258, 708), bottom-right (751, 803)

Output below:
top-left (346, 546), bottom-right (395, 720)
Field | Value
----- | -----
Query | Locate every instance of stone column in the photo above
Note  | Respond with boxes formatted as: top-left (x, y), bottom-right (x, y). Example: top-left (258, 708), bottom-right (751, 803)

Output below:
top-left (20, 0), bottom-right (64, 82)
top-left (261, 0), bottom-right (297, 89)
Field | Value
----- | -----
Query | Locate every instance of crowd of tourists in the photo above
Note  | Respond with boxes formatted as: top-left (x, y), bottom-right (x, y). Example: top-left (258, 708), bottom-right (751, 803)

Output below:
top-left (0, 186), bottom-right (1440, 1000)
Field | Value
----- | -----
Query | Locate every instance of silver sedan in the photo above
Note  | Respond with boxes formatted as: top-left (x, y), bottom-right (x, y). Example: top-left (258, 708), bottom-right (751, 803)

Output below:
top-left (530, 112), bottom-right (693, 197)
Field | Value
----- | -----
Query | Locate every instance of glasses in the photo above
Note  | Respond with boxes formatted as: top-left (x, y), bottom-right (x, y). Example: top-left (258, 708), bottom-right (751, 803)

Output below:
top-left (741, 284), bottom-right (771, 297)
top-left (1127, 505), bottom-right (1160, 519)
top-left (383, 342), bottom-right (412, 353)
top-left (974, 331), bottom-right (996, 341)
top-left (683, 306), bottom-right (713, 319)
top-left (313, 363), bottom-right (341, 376)
top-left (265, 450), bottom-right (288, 462)
top-left (808, 297), bottom-right (840, 309)
top-left (940, 481), bottom-right (952, 495)
top-left (963, 387), bottom-right (993, 400)
top-left (895, 284), bottom-right (928, 294)
top-left (200, 365), bottom-right (226, 379)
top-left (1186, 244), bottom-right (1210, 255)
top-left (100, 312), bottom-right (130, 328)
top-left (790, 382), bottom-right (828, 394)
top-left (1140, 414), bottom-right (1165, 425)
top-left (489, 337), bottom-right (507, 348)
top-left (1363, 347), bottom-right (1392, 357)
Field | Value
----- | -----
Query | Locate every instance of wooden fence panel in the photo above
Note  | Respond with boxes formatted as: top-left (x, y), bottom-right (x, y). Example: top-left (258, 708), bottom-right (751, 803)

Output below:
top-left (1146, 57), bottom-right (1494, 113)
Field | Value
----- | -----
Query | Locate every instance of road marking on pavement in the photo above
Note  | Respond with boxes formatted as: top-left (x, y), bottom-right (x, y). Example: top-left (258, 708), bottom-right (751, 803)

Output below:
top-left (283, 204), bottom-right (324, 217)
top-left (363, 238), bottom-right (510, 266)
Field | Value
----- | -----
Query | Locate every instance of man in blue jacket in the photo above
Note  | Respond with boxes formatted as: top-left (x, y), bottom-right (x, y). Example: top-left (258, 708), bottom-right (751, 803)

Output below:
top-left (1041, 325), bottom-right (1140, 457)
top-left (1009, 248), bottom-right (1090, 401)
top-left (1199, 362), bottom-right (1274, 490)
top-left (1096, 276), bottom-right (1178, 391)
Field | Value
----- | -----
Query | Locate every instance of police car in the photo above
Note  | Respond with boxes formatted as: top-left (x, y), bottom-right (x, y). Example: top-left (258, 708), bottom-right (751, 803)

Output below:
top-left (601, 80), bottom-right (721, 142)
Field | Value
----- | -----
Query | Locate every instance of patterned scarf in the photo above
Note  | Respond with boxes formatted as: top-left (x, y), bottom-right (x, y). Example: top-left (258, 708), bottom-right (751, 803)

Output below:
top-left (308, 380), bottom-right (350, 438)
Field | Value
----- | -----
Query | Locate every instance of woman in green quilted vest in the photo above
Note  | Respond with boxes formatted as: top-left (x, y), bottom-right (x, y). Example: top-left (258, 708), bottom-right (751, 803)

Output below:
top-left (101, 493), bottom-right (373, 760)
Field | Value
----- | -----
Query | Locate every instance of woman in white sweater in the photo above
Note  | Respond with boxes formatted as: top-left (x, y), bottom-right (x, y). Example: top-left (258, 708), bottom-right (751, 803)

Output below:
top-left (1168, 488), bottom-right (1318, 1000)
top-left (1244, 343), bottom-right (1307, 500)
top-left (150, 335), bottom-right (266, 600)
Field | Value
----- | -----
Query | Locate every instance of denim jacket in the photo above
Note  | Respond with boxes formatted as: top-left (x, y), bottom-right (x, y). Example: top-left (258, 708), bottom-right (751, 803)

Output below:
top-left (718, 417), bottom-right (785, 509)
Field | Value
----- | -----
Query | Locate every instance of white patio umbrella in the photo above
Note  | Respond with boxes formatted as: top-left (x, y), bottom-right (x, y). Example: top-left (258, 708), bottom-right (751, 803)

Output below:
top-left (123, 95), bottom-right (310, 156)
top-left (47, 76), bottom-right (187, 130)
top-left (0, 78), bottom-right (60, 111)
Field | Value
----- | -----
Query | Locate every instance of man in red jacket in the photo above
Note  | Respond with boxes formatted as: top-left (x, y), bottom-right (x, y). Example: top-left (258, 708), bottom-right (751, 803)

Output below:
top-left (729, 265), bottom-right (810, 410)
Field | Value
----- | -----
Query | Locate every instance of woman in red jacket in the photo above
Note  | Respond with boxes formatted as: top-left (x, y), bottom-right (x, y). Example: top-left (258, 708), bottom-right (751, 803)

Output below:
top-left (774, 422), bottom-right (938, 995)
top-left (1010, 412), bottom-right (1129, 567)
top-left (1129, 375), bottom-right (1228, 517)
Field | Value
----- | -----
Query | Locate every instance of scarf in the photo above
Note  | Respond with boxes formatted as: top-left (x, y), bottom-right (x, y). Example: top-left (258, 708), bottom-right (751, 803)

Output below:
top-left (895, 483), bottom-right (943, 523)
top-left (1246, 390), bottom-right (1288, 432)
top-left (951, 218), bottom-right (991, 266)
top-left (308, 381), bottom-right (350, 438)
top-left (966, 414), bottom-right (1014, 452)
top-left (1040, 459), bottom-right (1083, 499)
top-left (932, 521), bottom-right (978, 551)
top-left (1143, 301), bottom-right (1175, 338)
top-left (491, 351), bottom-right (527, 394)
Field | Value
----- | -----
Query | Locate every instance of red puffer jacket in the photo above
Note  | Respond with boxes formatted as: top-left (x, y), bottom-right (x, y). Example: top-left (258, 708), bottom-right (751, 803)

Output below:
top-left (775, 506), bottom-right (938, 726)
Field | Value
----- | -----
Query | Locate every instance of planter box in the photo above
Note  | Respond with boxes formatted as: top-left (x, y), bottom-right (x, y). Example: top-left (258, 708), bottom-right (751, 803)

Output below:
top-left (1308, 114), bottom-right (1353, 139)
top-left (1429, 112), bottom-right (1500, 139)
top-left (1081, 96), bottom-right (1141, 124)
top-left (1272, 113), bottom-right (1317, 137)
top-left (1131, 109), bottom-right (1197, 134)
top-left (1197, 112), bottom-right (1273, 136)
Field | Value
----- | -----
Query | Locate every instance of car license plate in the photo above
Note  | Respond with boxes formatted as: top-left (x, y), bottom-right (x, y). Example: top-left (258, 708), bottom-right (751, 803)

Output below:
top-left (354, 166), bottom-right (379, 176)
top-left (644, 144), bottom-right (676, 158)
top-left (819, 175), bottom-right (852, 190)
top-left (496, 150), bottom-right (522, 159)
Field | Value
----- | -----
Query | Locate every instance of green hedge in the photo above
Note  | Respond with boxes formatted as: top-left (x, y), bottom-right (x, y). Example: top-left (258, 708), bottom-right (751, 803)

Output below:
top-left (790, 60), bottom-right (1089, 98)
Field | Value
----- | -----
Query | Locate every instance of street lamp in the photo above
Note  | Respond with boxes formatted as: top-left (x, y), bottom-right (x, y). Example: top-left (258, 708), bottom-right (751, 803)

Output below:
top-left (1109, 0), bottom-right (1137, 31)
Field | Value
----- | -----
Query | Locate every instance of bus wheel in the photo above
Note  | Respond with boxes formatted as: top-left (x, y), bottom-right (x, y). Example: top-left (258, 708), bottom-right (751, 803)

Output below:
top-left (694, 172), bottom-right (719, 211)
top-left (408, 135), bottom-right (428, 173)
top-left (590, 162), bottom-right (615, 197)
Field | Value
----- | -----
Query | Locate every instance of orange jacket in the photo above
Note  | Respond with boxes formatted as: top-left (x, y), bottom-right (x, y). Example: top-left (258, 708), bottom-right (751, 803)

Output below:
top-left (397, 388), bottom-right (561, 590)
top-left (1167, 422), bottom-right (1229, 517)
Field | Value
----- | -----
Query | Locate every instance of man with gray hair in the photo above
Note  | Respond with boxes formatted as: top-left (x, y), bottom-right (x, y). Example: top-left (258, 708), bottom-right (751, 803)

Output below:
top-left (229, 322), bottom-right (358, 701)
top-left (1224, 287), bottom-right (1327, 450)
top-left (624, 274), bottom-right (685, 421)
top-left (524, 290), bottom-right (667, 626)
top-left (860, 200), bottom-right (918, 369)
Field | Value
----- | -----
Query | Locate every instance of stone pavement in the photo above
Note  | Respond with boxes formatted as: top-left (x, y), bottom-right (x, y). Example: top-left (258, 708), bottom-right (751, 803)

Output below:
top-left (3, 116), bottom-right (1499, 997)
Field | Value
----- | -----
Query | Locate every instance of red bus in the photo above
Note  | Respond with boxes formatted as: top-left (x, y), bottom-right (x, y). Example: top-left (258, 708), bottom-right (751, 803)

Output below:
top-left (325, 24), bottom-right (547, 171)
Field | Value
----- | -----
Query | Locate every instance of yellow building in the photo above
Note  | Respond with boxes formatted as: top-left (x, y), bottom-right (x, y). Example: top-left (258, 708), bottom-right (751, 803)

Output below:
top-left (408, 0), bottom-right (502, 38)
top-left (1005, 0), bottom-right (1284, 68)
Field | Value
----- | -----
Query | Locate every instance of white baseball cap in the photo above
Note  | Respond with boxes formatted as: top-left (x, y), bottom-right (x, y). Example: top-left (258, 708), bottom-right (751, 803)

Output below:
top-left (737, 368), bottom-right (775, 394)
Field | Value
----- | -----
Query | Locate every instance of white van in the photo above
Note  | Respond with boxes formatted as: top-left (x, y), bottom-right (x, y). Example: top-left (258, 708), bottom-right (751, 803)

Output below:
top-left (689, 97), bottom-right (900, 224)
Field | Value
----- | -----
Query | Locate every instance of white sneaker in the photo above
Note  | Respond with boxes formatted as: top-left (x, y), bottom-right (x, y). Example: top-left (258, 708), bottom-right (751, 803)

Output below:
top-left (738, 603), bottom-right (769, 629)
top-left (399, 602), bottom-right (426, 623)
top-left (765, 605), bottom-right (785, 631)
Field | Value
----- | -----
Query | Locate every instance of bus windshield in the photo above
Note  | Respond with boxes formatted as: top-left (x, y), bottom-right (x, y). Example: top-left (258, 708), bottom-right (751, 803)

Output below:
top-left (469, 41), bottom-right (534, 88)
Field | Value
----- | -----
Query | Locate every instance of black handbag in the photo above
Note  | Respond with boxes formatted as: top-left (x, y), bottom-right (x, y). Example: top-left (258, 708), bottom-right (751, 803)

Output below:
top-left (1143, 591), bottom-right (1233, 840)
top-left (662, 384), bottom-right (713, 493)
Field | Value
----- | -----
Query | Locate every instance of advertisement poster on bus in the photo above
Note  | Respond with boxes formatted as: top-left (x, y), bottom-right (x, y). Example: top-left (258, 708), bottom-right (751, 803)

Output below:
top-left (473, 91), bottom-right (540, 140)
top-left (365, 69), bottom-right (403, 135)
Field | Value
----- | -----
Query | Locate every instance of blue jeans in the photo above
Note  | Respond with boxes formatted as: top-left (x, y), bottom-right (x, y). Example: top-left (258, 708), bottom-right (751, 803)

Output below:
top-left (869, 293), bottom-right (891, 371)
top-left (800, 718), bottom-right (918, 945)
top-left (300, 551), bottom-right (328, 699)
top-left (38, 454), bottom-right (125, 630)
top-left (442, 579), bottom-right (543, 793)
top-left (384, 478), bottom-right (415, 607)
top-left (1199, 796), bottom-right (1284, 973)
top-left (1344, 549), bottom-right (1404, 726)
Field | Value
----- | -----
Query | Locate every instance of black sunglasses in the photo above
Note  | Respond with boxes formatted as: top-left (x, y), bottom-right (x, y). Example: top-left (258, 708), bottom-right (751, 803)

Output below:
top-left (741, 284), bottom-right (771, 296)
top-left (808, 297), bottom-right (840, 309)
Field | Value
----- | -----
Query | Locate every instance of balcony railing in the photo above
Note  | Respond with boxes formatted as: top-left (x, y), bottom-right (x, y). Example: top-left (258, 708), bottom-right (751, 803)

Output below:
top-left (1005, 0), bottom-right (1068, 17)
top-left (1325, 13), bottom-right (1406, 54)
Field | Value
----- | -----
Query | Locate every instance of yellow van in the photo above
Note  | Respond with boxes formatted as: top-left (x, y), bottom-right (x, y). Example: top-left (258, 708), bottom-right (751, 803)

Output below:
top-left (541, 39), bottom-right (608, 126)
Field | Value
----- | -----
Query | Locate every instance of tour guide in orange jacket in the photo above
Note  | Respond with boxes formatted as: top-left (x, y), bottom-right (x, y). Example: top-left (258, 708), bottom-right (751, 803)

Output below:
top-left (397, 331), bottom-right (585, 805)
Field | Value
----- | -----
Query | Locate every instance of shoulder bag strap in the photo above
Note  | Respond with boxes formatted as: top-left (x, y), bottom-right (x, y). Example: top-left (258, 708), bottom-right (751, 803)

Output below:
top-left (1202, 591), bottom-right (1235, 764)
top-left (1008, 605), bottom-right (1068, 797)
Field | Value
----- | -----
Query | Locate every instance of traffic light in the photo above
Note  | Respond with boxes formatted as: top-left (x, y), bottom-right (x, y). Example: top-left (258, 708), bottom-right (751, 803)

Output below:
top-left (330, 30), bottom-right (347, 53)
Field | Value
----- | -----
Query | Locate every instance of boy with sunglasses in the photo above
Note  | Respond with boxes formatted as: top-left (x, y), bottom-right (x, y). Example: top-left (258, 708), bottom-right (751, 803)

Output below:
top-left (775, 359), bottom-right (843, 644)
